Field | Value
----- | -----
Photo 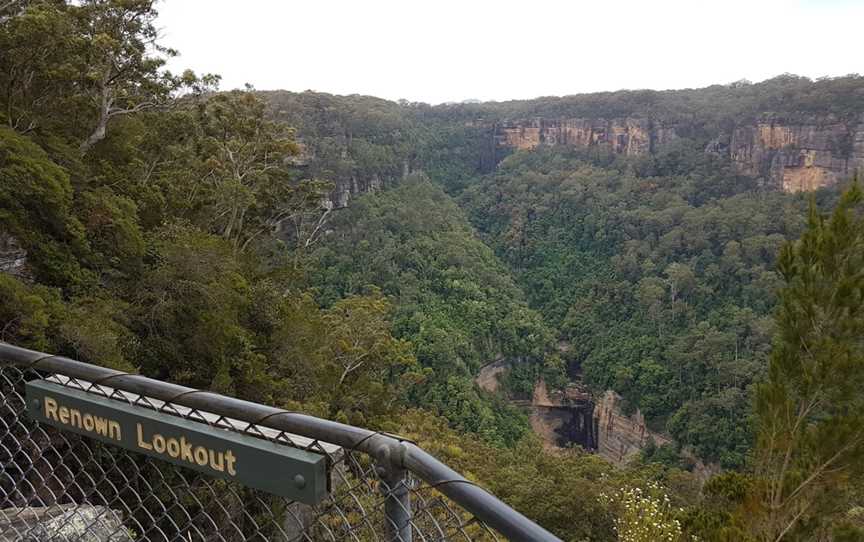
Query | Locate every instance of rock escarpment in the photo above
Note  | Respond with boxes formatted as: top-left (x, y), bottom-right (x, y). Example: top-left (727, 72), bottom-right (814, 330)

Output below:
top-left (592, 390), bottom-right (671, 465)
top-left (287, 142), bottom-right (396, 209)
top-left (719, 117), bottom-right (864, 192)
top-left (494, 117), bottom-right (677, 160)
top-left (525, 379), bottom-right (596, 452)
top-left (593, 391), bottom-right (721, 479)
top-left (475, 364), bottom-right (596, 451)
top-left (475, 364), bottom-right (717, 472)
top-left (492, 115), bottom-right (864, 192)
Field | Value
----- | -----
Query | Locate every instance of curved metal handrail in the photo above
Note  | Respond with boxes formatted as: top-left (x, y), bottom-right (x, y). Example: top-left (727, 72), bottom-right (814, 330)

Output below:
top-left (0, 342), bottom-right (561, 542)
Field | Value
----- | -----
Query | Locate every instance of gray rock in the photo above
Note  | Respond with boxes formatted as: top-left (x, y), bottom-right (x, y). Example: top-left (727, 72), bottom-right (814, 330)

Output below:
top-left (0, 504), bottom-right (133, 542)
top-left (0, 232), bottom-right (27, 277)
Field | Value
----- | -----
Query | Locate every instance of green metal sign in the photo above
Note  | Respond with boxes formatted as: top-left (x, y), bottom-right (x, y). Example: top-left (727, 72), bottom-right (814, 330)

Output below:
top-left (25, 380), bottom-right (329, 505)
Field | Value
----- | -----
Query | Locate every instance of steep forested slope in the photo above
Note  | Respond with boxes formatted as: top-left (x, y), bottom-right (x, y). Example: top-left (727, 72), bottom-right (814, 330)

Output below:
top-left (262, 74), bottom-right (864, 202)
top-left (263, 83), bottom-right (860, 466)
top-left (308, 175), bottom-right (556, 445)
top-left (459, 146), bottom-right (827, 467)
top-left (4, 3), bottom-right (864, 537)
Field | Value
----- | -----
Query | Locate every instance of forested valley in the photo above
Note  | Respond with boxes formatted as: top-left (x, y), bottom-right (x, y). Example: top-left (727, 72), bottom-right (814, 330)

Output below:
top-left (3, 2), bottom-right (864, 540)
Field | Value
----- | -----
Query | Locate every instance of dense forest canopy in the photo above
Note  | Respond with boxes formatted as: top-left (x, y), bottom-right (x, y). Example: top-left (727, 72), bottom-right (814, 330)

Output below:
top-left (2, 2), bottom-right (864, 540)
top-left (262, 73), bottom-right (864, 199)
top-left (460, 147), bottom-right (811, 468)
top-left (435, 74), bottom-right (864, 122)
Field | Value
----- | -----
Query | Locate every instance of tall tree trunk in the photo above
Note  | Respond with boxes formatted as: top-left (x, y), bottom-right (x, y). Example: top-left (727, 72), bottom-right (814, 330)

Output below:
top-left (80, 76), bottom-right (112, 154)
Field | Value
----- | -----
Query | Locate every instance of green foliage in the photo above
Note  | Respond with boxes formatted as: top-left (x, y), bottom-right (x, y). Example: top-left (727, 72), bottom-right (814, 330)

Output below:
top-left (748, 183), bottom-right (864, 540)
top-left (667, 389), bottom-right (753, 470)
top-left (315, 290), bottom-right (421, 422)
top-left (0, 273), bottom-right (63, 351)
top-left (0, 126), bottom-right (92, 288)
top-left (130, 226), bottom-right (267, 395)
top-left (0, 273), bottom-right (134, 370)
top-left (192, 90), bottom-right (317, 252)
top-left (309, 175), bottom-right (553, 445)
top-left (0, 2), bottom-right (411, 426)
top-left (431, 74), bottom-right (864, 126)
top-left (394, 410), bottom-right (618, 541)
top-left (681, 472), bottom-right (756, 542)
top-left (261, 91), bottom-right (413, 190)
top-left (395, 410), bottom-right (702, 542)
top-left (460, 146), bottom-right (815, 466)
top-left (0, 0), bottom-right (81, 134)
top-left (5, 7), bottom-right (864, 538)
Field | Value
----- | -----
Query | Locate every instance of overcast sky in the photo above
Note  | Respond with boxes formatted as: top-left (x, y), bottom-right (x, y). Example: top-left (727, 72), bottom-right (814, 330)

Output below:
top-left (157, 0), bottom-right (864, 105)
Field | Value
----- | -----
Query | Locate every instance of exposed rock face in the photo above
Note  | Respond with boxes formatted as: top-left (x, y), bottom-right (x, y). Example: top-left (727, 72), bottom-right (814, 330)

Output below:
top-left (528, 403), bottom-right (595, 452)
top-left (335, 173), bottom-right (384, 208)
top-left (593, 390), bottom-right (672, 465)
top-left (0, 505), bottom-right (132, 542)
top-left (494, 117), bottom-right (676, 161)
top-left (475, 367), bottom-right (724, 476)
top-left (493, 115), bottom-right (864, 192)
top-left (475, 359), bottom-right (507, 394)
top-left (0, 233), bottom-right (27, 277)
top-left (290, 143), bottom-right (403, 209)
top-left (526, 379), bottom-right (595, 451)
top-left (721, 117), bottom-right (864, 192)
top-left (475, 363), bottom-right (596, 451)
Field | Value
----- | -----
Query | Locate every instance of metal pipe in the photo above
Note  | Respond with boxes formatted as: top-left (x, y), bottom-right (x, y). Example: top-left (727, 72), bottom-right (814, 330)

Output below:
top-left (0, 342), bottom-right (562, 542)
top-left (403, 444), bottom-right (560, 541)
top-left (378, 456), bottom-right (412, 542)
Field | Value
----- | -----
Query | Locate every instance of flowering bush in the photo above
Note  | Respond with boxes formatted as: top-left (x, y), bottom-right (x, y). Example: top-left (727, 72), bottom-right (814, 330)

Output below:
top-left (600, 481), bottom-right (689, 542)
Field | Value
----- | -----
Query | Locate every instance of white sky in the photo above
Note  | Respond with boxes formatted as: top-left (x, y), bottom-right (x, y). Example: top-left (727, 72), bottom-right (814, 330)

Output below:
top-left (157, 0), bottom-right (864, 105)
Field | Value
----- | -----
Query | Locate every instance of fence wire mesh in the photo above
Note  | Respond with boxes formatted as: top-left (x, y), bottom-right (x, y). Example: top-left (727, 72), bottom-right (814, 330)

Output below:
top-left (0, 363), bottom-right (503, 541)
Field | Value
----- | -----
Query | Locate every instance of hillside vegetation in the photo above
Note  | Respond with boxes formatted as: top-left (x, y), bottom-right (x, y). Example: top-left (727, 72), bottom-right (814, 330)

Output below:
top-left (2, 2), bottom-right (864, 540)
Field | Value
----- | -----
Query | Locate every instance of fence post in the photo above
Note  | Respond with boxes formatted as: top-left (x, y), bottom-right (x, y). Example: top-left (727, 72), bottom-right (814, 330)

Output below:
top-left (2, 343), bottom-right (564, 541)
top-left (378, 443), bottom-right (411, 542)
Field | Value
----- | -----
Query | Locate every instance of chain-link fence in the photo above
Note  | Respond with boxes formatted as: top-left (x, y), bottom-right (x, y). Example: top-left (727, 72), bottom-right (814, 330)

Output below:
top-left (0, 344), bottom-right (560, 542)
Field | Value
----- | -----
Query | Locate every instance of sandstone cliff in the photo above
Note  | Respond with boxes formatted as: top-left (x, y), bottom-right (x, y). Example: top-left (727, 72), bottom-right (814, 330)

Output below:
top-left (475, 364), bottom-right (595, 451)
top-left (593, 390), bottom-right (720, 480)
top-left (474, 364), bottom-right (724, 477)
top-left (525, 379), bottom-right (595, 452)
top-left (493, 115), bottom-right (864, 192)
top-left (288, 141), bottom-right (403, 209)
top-left (593, 390), bottom-right (671, 465)
top-left (719, 117), bottom-right (864, 192)
top-left (494, 118), bottom-right (677, 158)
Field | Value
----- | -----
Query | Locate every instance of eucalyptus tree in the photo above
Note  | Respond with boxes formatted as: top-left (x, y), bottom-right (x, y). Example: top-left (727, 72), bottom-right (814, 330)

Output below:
top-left (193, 90), bottom-right (332, 255)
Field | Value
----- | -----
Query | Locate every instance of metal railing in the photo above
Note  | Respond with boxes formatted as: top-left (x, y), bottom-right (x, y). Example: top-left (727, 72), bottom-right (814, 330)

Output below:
top-left (0, 342), bottom-right (561, 542)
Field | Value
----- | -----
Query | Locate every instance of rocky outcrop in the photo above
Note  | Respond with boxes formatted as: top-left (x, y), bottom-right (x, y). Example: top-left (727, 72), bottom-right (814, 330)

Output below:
top-left (494, 117), bottom-right (676, 161)
top-left (475, 363), bottom-right (596, 451)
top-left (289, 141), bottom-right (404, 209)
top-left (526, 379), bottom-right (595, 451)
top-left (475, 359), bottom-right (507, 394)
top-left (476, 366), bottom-right (723, 476)
top-left (334, 173), bottom-right (385, 208)
top-left (0, 233), bottom-right (26, 277)
top-left (716, 116), bottom-right (864, 192)
top-left (593, 390), bottom-right (672, 465)
top-left (592, 390), bottom-right (721, 479)
top-left (0, 505), bottom-right (132, 542)
top-left (493, 115), bottom-right (864, 192)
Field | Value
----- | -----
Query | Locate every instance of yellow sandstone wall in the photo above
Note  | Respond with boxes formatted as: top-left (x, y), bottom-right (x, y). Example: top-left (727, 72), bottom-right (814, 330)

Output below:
top-left (593, 390), bottom-right (671, 465)
top-left (494, 118), bottom-right (669, 157)
top-left (493, 115), bottom-right (864, 193)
